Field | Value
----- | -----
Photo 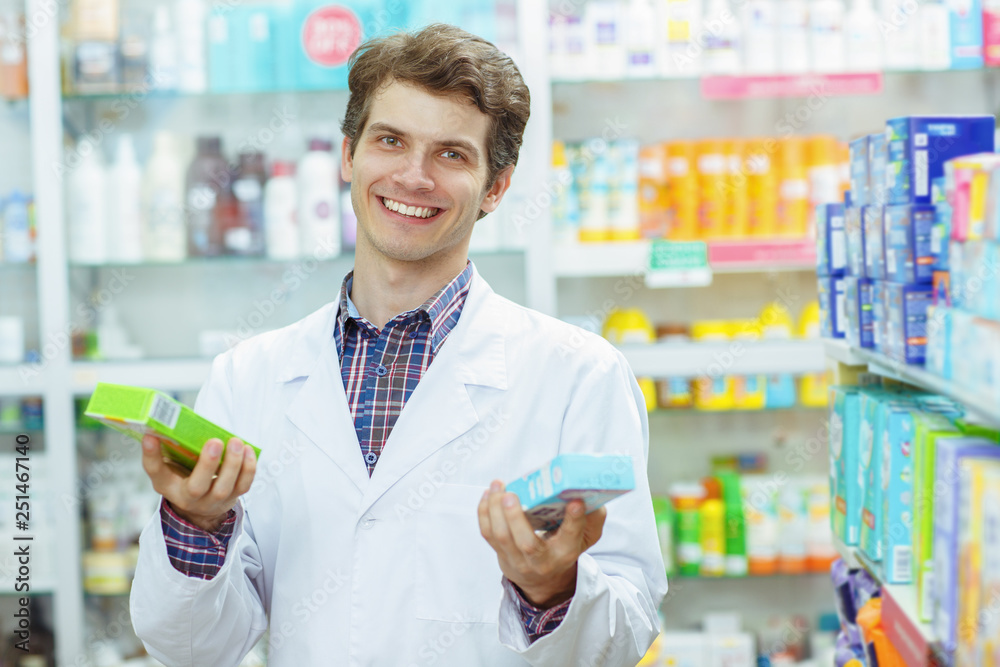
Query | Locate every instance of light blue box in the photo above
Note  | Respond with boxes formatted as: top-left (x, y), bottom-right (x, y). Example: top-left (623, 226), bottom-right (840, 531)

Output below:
top-left (243, 7), bottom-right (276, 92)
top-left (506, 454), bottom-right (635, 531)
top-left (850, 136), bottom-right (870, 207)
top-left (864, 205), bottom-right (885, 280)
top-left (846, 206), bottom-right (866, 278)
top-left (948, 0), bottom-right (984, 69)
top-left (207, 8), bottom-right (238, 93)
top-left (925, 305), bottom-right (954, 379)
top-left (831, 386), bottom-right (862, 545)
top-left (882, 402), bottom-right (919, 584)
top-left (860, 390), bottom-right (892, 564)
top-left (816, 203), bottom-right (847, 277)
top-left (872, 280), bottom-right (887, 353)
top-left (884, 204), bottom-right (936, 285)
top-left (869, 132), bottom-right (888, 205)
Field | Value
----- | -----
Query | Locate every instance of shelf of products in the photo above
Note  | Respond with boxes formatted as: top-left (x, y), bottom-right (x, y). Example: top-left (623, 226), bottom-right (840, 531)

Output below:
top-left (620, 340), bottom-right (826, 378)
top-left (699, 72), bottom-right (884, 99)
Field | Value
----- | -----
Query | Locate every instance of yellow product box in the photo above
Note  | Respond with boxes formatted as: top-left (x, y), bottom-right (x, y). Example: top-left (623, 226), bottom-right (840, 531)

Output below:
top-left (84, 382), bottom-right (260, 469)
top-left (976, 463), bottom-right (1000, 667)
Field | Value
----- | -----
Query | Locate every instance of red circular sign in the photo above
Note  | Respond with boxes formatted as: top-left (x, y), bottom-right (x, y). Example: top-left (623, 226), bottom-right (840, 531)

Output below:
top-left (302, 6), bottom-right (363, 68)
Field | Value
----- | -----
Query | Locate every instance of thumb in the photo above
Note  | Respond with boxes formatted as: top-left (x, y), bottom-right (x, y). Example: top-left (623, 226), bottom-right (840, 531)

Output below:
top-left (555, 500), bottom-right (587, 542)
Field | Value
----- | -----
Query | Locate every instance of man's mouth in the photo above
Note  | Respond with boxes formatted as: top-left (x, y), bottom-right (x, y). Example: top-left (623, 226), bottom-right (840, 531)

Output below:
top-left (381, 197), bottom-right (441, 219)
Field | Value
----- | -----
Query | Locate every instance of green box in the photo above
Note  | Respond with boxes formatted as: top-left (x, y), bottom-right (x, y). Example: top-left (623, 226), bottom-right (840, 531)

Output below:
top-left (84, 382), bottom-right (260, 469)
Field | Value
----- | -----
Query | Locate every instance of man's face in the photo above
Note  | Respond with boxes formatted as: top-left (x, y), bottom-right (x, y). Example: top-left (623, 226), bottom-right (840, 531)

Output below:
top-left (342, 80), bottom-right (512, 266)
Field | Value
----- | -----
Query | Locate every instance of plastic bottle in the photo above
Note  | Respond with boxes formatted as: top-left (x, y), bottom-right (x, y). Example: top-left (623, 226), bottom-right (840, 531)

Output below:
top-left (659, 0), bottom-right (704, 77)
top-left (297, 138), bottom-right (341, 259)
top-left (67, 138), bottom-right (108, 265)
top-left (758, 302), bottom-right (797, 408)
top-left (579, 149), bottom-right (610, 242)
top-left (844, 0), bottom-right (884, 71)
top-left (742, 475), bottom-right (779, 575)
top-left (149, 5), bottom-right (178, 90)
top-left (809, 0), bottom-right (847, 72)
top-left (665, 141), bottom-right (699, 240)
top-left (655, 324), bottom-right (694, 409)
top-left (624, 0), bottom-right (659, 78)
top-left (919, 0), bottom-right (952, 70)
top-left (174, 0), bottom-right (207, 93)
top-left (141, 132), bottom-right (186, 262)
top-left (718, 471), bottom-right (748, 576)
top-left (185, 136), bottom-right (228, 257)
top-left (725, 139), bottom-right (749, 238)
top-left (696, 139), bottom-right (727, 240)
top-left (638, 144), bottom-right (669, 239)
top-left (700, 498), bottom-right (727, 576)
top-left (670, 483), bottom-right (706, 576)
top-left (702, 0), bottom-right (742, 74)
top-left (729, 319), bottom-right (766, 410)
top-left (777, 0), bottom-right (811, 73)
top-left (882, 0), bottom-right (922, 70)
top-left (264, 160), bottom-right (299, 260)
top-left (776, 137), bottom-right (809, 238)
top-left (692, 320), bottom-right (734, 410)
top-left (2, 190), bottom-right (31, 263)
top-left (230, 151), bottom-right (266, 256)
top-left (107, 135), bottom-right (143, 264)
top-left (0, 8), bottom-right (28, 99)
top-left (746, 139), bottom-right (778, 237)
top-left (798, 301), bottom-right (830, 407)
top-left (777, 481), bottom-right (808, 574)
top-left (584, 0), bottom-right (626, 79)
top-left (552, 141), bottom-right (579, 244)
top-left (608, 140), bottom-right (641, 241)
top-left (742, 0), bottom-right (778, 73)
top-left (602, 309), bottom-right (656, 344)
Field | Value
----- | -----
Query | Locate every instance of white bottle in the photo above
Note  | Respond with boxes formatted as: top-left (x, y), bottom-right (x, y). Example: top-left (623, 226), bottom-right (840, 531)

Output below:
top-left (149, 5), bottom-right (178, 90)
top-left (659, 0), bottom-right (705, 77)
top-left (141, 132), bottom-right (186, 262)
top-left (881, 0), bottom-right (921, 69)
top-left (625, 0), bottom-right (660, 77)
top-left (844, 0), bottom-right (884, 70)
top-left (742, 0), bottom-right (778, 73)
top-left (174, 0), bottom-right (206, 93)
top-left (702, 0), bottom-right (742, 74)
top-left (920, 0), bottom-right (952, 70)
top-left (264, 160), bottom-right (300, 260)
top-left (777, 0), bottom-right (811, 72)
top-left (584, 0), bottom-right (626, 79)
top-left (297, 139), bottom-right (341, 259)
top-left (67, 138), bottom-right (108, 265)
top-left (809, 0), bottom-right (847, 71)
top-left (107, 135), bottom-right (143, 264)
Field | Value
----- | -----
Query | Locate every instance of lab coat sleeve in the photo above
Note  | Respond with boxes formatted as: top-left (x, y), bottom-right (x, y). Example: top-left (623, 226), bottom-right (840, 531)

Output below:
top-left (130, 351), bottom-right (269, 667)
top-left (498, 348), bottom-right (668, 666)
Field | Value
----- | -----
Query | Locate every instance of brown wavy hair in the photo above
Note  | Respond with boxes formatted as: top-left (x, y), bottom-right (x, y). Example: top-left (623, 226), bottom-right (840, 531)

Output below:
top-left (341, 23), bottom-right (531, 192)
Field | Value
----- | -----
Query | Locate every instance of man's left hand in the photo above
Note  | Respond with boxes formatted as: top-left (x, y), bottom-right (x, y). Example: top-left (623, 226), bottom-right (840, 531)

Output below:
top-left (477, 479), bottom-right (607, 609)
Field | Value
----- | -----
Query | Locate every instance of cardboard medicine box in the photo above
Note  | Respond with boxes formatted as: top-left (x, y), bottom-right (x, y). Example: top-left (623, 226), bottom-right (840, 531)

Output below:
top-left (863, 205), bottom-right (886, 280)
top-left (830, 386), bottom-right (862, 545)
top-left (506, 454), bottom-right (634, 531)
top-left (816, 202), bottom-right (847, 277)
top-left (884, 204), bottom-right (936, 285)
top-left (845, 206), bottom-right (866, 278)
top-left (885, 282), bottom-right (933, 365)
top-left (84, 382), bottom-right (260, 469)
top-left (818, 275), bottom-right (847, 339)
top-left (845, 276), bottom-right (874, 349)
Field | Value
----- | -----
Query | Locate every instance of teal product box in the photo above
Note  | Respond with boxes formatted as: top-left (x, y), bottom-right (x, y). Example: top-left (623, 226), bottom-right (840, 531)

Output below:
top-left (850, 136), bottom-right (871, 207)
top-left (765, 374), bottom-right (796, 409)
top-left (845, 276), bottom-right (875, 349)
top-left (830, 386), bottom-right (862, 545)
top-left (207, 8), bottom-right (239, 93)
top-left (869, 132), bottom-right (888, 205)
top-left (816, 203), bottom-right (847, 276)
top-left (948, 0), bottom-right (984, 69)
top-left (881, 402), bottom-right (919, 584)
top-left (931, 197), bottom-right (952, 271)
top-left (949, 241), bottom-right (966, 308)
top-left (845, 206), bottom-right (866, 277)
top-left (932, 438), bottom-right (1000, 653)
top-left (242, 7), bottom-right (276, 92)
top-left (925, 305), bottom-right (953, 379)
top-left (818, 275), bottom-right (847, 339)
top-left (506, 454), bottom-right (635, 531)
top-left (859, 390), bottom-right (890, 563)
top-left (270, 3), bottom-right (298, 91)
top-left (886, 115), bottom-right (995, 206)
top-left (886, 282), bottom-right (934, 365)
top-left (884, 204), bottom-right (936, 285)
top-left (864, 205), bottom-right (886, 279)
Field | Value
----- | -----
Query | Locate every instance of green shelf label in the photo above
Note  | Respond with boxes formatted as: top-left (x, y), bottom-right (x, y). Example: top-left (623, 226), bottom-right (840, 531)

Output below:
top-left (646, 241), bottom-right (712, 288)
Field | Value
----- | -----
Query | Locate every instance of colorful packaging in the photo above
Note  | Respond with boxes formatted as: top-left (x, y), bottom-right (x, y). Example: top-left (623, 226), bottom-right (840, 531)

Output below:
top-left (816, 202), bottom-right (847, 276)
top-left (844, 276), bottom-right (874, 349)
top-left (84, 383), bottom-right (261, 470)
top-left (672, 483), bottom-right (706, 576)
top-left (932, 196), bottom-right (953, 270)
top-left (881, 402), bottom-right (919, 584)
top-left (863, 205), bottom-right (886, 280)
top-left (700, 498), bottom-right (726, 576)
top-left (742, 474), bottom-right (779, 575)
top-left (718, 471), bottom-right (748, 576)
top-left (831, 386), bottom-right (862, 545)
top-left (777, 480), bottom-right (809, 574)
top-left (886, 115), bottom-right (996, 206)
top-left (933, 439), bottom-right (1000, 653)
top-left (652, 496), bottom-right (677, 576)
top-left (850, 136), bottom-right (871, 207)
top-left (859, 390), bottom-right (893, 564)
top-left (975, 463), bottom-right (1000, 666)
top-left (947, 0), bottom-right (984, 69)
top-left (506, 454), bottom-right (635, 531)
top-left (986, 0), bottom-right (1000, 66)
top-left (845, 206), bottom-right (866, 277)
top-left (871, 280), bottom-right (887, 353)
top-left (884, 204), bottom-right (936, 284)
top-left (868, 132), bottom-right (888, 205)
top-left (818, 276), bottom-right (848, 339)
top-left (885, 282), bottom-right (934, 365)
top-left (692, 320), bottom-right (734, 410)
top-left (925, 305), bottom-right (953, 379)
top-left (805, 476), bottom-right (838, 572)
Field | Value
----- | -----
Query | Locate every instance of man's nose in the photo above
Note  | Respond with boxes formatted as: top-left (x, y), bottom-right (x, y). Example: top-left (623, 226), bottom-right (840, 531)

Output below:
top-left (392, 153), bottom-right (435, 191)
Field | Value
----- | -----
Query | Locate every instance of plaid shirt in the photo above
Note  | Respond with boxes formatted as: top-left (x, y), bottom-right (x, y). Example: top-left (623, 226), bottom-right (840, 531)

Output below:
top-left (160, 263), bottom-right (570, 641)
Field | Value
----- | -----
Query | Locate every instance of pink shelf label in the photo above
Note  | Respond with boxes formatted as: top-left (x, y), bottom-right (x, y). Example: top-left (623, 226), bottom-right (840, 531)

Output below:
top-left (701, 73), bottom-right (884, 100)
top-left (707, 240), bottom-right (816, 267)
top-left (881, 587), bottom-right (931, 666)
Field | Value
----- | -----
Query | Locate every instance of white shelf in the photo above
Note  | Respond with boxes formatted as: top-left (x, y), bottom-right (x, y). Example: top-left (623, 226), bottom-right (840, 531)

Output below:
top-left (0, 366), bottom-right (44, 397)
top-left (71, 360), bottom-right (213, 395)
top-left (821, 339), bottom-right (1000, 428)
top-left (619, 340), bottom-right (826, 378)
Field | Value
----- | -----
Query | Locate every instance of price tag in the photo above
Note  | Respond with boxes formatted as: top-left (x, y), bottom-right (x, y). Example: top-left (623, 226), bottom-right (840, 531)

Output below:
top-left (645, 240), bottom-right (712, 288)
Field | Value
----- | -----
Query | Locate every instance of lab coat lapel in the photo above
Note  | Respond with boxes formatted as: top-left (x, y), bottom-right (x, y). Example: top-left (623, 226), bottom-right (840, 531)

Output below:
top-left (358, 268), bottom-right (508, 514)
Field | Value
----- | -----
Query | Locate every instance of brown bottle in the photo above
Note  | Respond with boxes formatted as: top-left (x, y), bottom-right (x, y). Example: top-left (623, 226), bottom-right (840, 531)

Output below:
top-left (185, 136), bottom-right (229, 257)
top-left (228, 151), bottom-right (267, 256)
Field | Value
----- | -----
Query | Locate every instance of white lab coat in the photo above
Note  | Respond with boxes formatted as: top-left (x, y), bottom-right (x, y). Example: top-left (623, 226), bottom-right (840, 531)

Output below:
top-left (131, 266), bottom-right (668, 667)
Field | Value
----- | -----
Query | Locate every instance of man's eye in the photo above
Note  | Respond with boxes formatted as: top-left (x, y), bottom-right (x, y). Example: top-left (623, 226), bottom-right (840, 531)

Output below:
top-left (443, 150), bottom-right (462, 160)
top-left (382, 137), bottom-right (399, 146)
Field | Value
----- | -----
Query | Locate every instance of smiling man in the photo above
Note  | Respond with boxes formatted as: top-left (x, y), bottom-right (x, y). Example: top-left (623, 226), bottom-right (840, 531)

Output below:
top-left (131, 24), bottom-right (666, 667)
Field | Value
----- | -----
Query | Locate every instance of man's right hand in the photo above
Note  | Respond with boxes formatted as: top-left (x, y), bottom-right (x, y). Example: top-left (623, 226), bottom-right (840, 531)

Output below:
top-left (141, 434), bottom-right (257, 533)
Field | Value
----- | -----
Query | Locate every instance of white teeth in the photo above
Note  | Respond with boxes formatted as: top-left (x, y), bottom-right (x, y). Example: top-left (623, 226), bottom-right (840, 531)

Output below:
top-left (405, 205), bottom-right (416, 216)
top-left (415, 207), bottom-right (425, 218)
top-left (383, 197), bottom-right (438, 218)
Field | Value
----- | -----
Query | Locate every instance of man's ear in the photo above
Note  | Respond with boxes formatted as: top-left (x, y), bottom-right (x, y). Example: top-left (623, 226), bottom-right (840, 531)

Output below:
top-left (341, 135), bottom-right (353, 183)
top-left (480, 165), bottom-right (515, 215)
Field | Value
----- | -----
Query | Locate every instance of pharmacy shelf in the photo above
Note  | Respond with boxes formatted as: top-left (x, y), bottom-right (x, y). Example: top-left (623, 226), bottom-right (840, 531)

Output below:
top-left (821, 338), bottom-right (1000, 428)
top-left (0, 365), bottom-right (45, 398)
top-left (71, 360), bottom-right (212, 395)
top-left (700, 72), bottom-right (883, 100)
top-left (554, 240), bottom-right (816, 278)
top-left (674, 571), bottom-right (830, 580)
top-left (619, 340), bottom-right (826, 378)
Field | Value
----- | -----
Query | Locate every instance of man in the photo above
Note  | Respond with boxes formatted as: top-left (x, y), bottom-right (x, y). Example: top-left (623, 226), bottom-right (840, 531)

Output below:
top-left (131, 24), bottom-right (666, 667)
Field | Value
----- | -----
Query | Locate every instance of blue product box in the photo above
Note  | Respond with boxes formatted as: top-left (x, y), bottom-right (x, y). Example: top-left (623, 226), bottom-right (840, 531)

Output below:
top-left (859, 390), bottom-right (890, 564)
top-left (816, 203), bottom-right (847, 276)
top-left (831, 386), bottom-right (862, 545)
top-left (872, 280), bottom-right (887, 353)
top-left (932, 199), bottom-right (952, 271)
top-left (925, 305), bottom-right (953, 379)
top-left (882, 402), bottom-right (919, 584)
top-left (864, 205), bottom-right (886, 279)
top-left (869, 132), bottom-right (888, 205)
top-left (885, 204), bottom-right (936, 285)
top-left (850, 136), bottom-right (871, 207)
top-left (845, 277), bottom-right (875, 349)
top-left (818, 275), bottom-right (847, 339)
top-left (948, 0), bottom-right (984, 69)
top-left (207, 8), bottom-right (237, 93)
top-left (886, 116), bottom-right (996, 205)
top-left (845, 206), bottom-right (866, 277)
top-left (932, 438), bottom-right (1000, 654)
top-left (886, 282), bottom-right (934, 365)
top-left (270, 3), bottom-right (298, 91)
top-left (506, 454), bottom-right (635, 531)
top-left (950, 241), bottom-right (966, 308)
top-left (243, 7), bottom-right (276, 92)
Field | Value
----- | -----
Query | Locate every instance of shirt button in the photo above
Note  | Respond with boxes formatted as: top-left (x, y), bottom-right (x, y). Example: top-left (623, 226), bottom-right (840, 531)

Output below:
top-left (375, 364), bottom-right (388, 376)
top-left (364, 451), bottom-right (378, 465)
top-left (361, 515), bottom-right (376, 529)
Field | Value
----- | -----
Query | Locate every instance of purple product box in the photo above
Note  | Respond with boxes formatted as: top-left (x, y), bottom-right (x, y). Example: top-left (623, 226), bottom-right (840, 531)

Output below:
top-left (886, 282), bottom-right (933, 365)
top-left (884, 204), bottom-right (936, 285)
top-left (864, 205), bottom-right (886, 280)
top-left (846, 206), bottom-right (866, 278)
top-left (817, 202), bottom-right (847, 277)
top-left (932, 438), bottom-right (1000, 654)
top-left (845, 276), bottom-right (875, 349)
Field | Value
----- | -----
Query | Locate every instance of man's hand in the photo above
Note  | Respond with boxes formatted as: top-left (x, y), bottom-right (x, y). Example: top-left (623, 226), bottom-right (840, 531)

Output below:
top-left (141, 435), bottom-right (257, 533)
top-left (477, 479), bottom-right (607, 608)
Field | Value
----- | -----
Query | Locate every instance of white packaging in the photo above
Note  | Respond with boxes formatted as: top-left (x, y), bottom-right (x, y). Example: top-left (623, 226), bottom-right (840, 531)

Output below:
top-left (702, 0), bottom-right (742, 74)
top-left (141, 132), bottom-right (186, 262)
top-left (585, 1), bottom-right (626, 79)
top-left (658, 0), bottom-right (704, 76)
top-left (297, 139), bottom-right (341, 259)
top-left (660, 633), bottom-right (708, 667)
top-left (881, 0), bottom-right (922, 69)
top-left (625, 0), bottom-right (660, 77)
top-left (264, 164), bottom-right (300, 260)
top-left (174, 0), bottom-right (207, 93)
top-left (810, 0), bottom-right (847, 71)
top-left (149, 5), bottom-right (177, 89)
top-left (107, 134), bottom-right (143, 263)
top-left (742, 0), bottom-right (779, 73)
top-left (707, 633), bottom-right (756, 667)
top-left (777, 0), bottom-right (811, 72)
top-left (845, 0), bottom-right (885, 70)
top-left (919, 0), bottom-right (952, 69)
top-left (67, 138), bottom-right (108, 265)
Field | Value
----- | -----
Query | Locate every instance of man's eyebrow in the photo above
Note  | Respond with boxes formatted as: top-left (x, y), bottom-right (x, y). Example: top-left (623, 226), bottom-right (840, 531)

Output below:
top-left (366, 122), bottom-right (481, 162)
